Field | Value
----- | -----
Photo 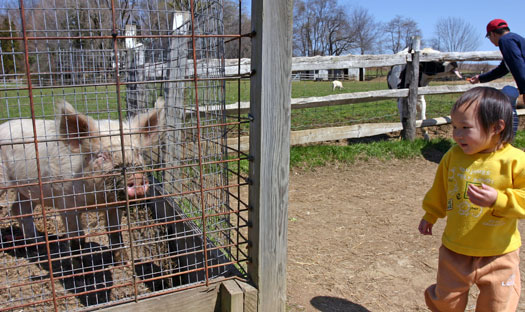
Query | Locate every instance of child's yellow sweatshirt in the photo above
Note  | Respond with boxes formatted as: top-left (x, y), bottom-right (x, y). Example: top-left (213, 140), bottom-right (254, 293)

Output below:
top-left (423, 144), bottom-right (525, 256)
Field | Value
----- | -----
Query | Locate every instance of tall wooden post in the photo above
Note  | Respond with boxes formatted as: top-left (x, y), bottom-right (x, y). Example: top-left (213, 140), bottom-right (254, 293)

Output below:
top-left (248, 0), bottom-right (293, 311)
top-left (125, 24), bottom-right (146, 117)
top-left (402, 36), bottom-right (421, 141)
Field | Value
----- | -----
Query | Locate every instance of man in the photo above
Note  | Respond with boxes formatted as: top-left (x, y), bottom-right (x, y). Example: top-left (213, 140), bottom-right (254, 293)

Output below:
top-left (470, 19), bottom-right (525, 134)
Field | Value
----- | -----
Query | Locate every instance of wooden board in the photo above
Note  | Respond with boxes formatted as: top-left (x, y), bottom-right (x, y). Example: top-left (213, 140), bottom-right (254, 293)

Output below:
top-left (220, 280), bottom-right (243, 312)
top-left (102, 283), bottom-right (221, 312)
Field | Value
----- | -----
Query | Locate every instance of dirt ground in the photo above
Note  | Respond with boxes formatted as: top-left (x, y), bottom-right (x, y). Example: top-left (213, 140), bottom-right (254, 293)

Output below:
top-left (285, 154), bottom-right (525, 312)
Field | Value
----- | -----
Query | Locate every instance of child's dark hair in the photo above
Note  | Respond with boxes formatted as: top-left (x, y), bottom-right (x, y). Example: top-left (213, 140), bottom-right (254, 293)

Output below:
top-left (451, 87), bottom-right (514, 144)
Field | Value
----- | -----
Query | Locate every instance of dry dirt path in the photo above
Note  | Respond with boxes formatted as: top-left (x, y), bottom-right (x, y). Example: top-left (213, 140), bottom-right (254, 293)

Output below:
top-left (286, 157), bottom-right (525, 312)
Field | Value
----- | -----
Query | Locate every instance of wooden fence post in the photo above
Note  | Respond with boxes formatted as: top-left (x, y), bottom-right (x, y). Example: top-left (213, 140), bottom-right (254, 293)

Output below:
top-left (402, 36), bottom-right (421, 140)
top-left (248, 0), bottom-right (293, 311)
top-left (163, 11), bottom-right (190, 196)
top-left (125, 24), bottom-right (146, 117)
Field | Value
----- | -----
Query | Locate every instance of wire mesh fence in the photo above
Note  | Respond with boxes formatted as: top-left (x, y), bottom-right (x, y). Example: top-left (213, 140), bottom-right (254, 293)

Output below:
top-left (0, 0), bottom-right (250, 310)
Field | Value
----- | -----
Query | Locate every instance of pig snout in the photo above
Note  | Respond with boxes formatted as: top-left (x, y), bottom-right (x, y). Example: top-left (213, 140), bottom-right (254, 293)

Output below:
top-left (126, 173), bottom-right (149, 198)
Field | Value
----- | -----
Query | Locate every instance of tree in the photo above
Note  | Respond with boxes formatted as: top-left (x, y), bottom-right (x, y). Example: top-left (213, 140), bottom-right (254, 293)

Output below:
top-left (383, 15), bottom-right (422, 53)
top-left (293, 0), bottom-right (355, 56)
top-left (223, 0), bottom-right (251, 58)
top-left (431, 17), bottom-right (480, 52)
top-left (347, 6), bottom-right (382, 55)
top-left (0, 17), bottom-right (24, 75)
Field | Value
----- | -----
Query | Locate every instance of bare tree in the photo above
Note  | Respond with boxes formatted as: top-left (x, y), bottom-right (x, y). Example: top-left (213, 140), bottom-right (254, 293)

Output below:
top-left (431, 17), bottom-right (480, 52)
top-left (347, 6), bottom-right (382, 55)
top-left (383, 15), bottom-right (422, 53)
top-left (293, 0), bottom-right (355, 56)
top-left (223, 0), bottom-right (251, 58)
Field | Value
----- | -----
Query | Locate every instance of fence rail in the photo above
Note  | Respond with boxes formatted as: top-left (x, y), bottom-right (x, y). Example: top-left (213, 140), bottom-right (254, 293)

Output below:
top-left (223, 50), bottom-right (502, 75)
top-left (221, 49), bottom-right (515, 149)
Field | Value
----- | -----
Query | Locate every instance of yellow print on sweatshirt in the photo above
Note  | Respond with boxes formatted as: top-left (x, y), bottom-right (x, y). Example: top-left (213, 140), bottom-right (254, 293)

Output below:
top-left (457, 200), bottom-right (483, 218)
top-left (463, 181), bottom-right (482, 199)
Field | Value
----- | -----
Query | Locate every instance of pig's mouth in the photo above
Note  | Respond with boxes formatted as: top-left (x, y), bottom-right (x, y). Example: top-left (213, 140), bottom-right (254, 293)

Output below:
top-left (112, 177), bottom-right (149, 201)
top-left (107, 166), bottom-right (150, 202)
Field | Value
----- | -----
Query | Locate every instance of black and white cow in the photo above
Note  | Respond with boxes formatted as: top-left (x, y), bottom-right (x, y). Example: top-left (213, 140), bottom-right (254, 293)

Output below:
top-left (387, 48), bottom-right (462, 135)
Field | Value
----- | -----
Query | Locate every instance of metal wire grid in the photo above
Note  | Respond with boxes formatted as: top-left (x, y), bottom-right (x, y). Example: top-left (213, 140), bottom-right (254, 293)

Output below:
top-left (0, 0), bottom-right (250, 310)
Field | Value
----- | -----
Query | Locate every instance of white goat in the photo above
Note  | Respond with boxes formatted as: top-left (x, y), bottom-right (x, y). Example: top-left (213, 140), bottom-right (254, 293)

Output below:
top-left (0, 98), bottom-right (165, 263)
top-left (332, 80), bottom-right (343, 91)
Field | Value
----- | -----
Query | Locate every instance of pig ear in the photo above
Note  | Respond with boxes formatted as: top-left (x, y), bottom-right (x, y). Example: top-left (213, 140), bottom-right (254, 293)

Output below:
top-left (133, 97), bottom-right (165, 146)
top-left (58, 100), bottom-right (99, 153)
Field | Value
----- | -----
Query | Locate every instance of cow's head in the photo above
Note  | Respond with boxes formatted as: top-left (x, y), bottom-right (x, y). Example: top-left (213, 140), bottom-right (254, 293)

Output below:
top-left (419, 48), bottom-right (462, 85)
top-left (420, 61), bottom-right (462, 82)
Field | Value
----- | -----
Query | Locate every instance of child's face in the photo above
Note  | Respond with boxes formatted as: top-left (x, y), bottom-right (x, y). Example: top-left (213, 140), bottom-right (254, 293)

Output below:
top-left (451, 102), bottom-right (502, 155)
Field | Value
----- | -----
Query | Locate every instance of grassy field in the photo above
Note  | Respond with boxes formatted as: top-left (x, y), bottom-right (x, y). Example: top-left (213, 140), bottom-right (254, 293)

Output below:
top-left (288, 128), bottom-right (525, 169)
top-left (224, 79), bottom-right (467, 134)
top-left (2, 79), bottom-right (464, 122)
top-left (0, 78), bottom-right (476, 152)
top-left (4, 79), bottom-right (524, 172)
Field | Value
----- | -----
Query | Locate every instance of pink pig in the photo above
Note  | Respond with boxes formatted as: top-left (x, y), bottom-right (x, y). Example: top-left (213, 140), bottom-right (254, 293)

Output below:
top-left (0, 97), bottom-right (165, 263)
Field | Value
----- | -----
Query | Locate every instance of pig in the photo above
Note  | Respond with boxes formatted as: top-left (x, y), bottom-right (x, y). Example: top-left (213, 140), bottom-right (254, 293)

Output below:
top-left (0, 97), bottom-right (165, 263)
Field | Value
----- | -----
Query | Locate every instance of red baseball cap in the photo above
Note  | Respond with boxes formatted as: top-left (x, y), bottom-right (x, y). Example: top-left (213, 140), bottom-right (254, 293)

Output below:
top-left (486, 19), bottom-right (509, 37)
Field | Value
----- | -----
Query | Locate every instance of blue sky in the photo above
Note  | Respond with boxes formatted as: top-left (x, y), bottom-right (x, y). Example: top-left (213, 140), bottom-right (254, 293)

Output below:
top-left (340, 0), bottom-right (524, 52)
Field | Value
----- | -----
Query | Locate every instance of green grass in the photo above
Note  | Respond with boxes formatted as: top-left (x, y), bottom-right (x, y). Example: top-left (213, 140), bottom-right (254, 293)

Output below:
top-left (0, 85), bottom-right (126, 120)
top-left (225, 79), bottom-right (463, 132)
top-left (3, 79), bottom-right (461, 127)
top-left (285, 130), bottom-right (525, 170)
top-left (230, 129), bottom-right (525, 173)
top-left (226, 137), bottom-right (455, 173)
top-left (9, 79), bottom-right (521, 173)
top-left (289, 138), bottom-right (452, 169)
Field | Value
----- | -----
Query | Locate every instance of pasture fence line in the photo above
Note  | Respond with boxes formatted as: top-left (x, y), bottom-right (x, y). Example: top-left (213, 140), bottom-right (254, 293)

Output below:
top-left (221, 50), bottom-right (502, 76)
top-left (220, 47), bottom-right (516, 148)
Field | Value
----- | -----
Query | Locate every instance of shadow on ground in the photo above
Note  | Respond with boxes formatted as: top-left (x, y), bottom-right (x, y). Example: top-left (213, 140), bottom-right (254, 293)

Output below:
top-left (421, 139), bottom-right (452, 163)
top-left (310, 296), bottom-right (371, 312)
top-left (0, 226), bottom-right (172, 307)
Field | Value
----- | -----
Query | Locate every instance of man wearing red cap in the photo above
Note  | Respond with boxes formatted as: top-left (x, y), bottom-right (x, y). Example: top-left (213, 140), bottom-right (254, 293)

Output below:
top-left (470, 19), bottom-right (525, 119)
top-left (470, 18), bottom-right (525, 133)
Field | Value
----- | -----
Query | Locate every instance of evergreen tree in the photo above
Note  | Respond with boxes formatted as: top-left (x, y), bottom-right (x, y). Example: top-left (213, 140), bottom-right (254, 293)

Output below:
top-left (0, 17), bottom-right (24, 75)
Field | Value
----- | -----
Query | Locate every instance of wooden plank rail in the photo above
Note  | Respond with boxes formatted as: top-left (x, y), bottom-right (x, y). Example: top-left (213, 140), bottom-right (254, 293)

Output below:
top-left (221, 50), bottom-right (503, 74)
top-left (140, 51), bottom-right (503, 78)
top-left (227, 109), bottom-right (525, 152)
top-left (200, 82), bottom-right (514, 115)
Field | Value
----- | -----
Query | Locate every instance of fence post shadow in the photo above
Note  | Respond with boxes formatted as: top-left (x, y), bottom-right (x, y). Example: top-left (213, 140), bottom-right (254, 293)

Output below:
top-left (310, 296), bottom-right (371, 312)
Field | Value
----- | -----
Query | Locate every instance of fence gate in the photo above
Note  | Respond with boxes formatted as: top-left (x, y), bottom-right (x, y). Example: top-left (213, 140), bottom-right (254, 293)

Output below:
top-left (0, 0), bottom-right (251, 311)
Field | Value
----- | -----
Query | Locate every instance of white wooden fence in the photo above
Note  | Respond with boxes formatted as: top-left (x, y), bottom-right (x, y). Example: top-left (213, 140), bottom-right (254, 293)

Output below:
top-left (223, 48), bottom-right (519, 150)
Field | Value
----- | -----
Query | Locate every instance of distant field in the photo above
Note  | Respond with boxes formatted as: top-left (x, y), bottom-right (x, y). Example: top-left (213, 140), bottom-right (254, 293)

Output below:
top-left (0, 79), bottom-right (466, 133)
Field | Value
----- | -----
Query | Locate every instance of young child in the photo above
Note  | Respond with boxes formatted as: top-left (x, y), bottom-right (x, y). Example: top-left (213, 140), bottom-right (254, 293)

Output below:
top-left (418, 86), bottom-right (525, 311)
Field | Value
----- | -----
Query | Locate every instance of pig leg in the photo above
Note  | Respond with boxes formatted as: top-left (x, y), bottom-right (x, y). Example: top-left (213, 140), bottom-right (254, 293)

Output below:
top-left (60, 204), bottom-right (86, 265)
top-left (10, 193), bottom-right (38, 243)
top-left (60, 209), bottom-right (87, 270)
top-left (106, 208), bottom-right (128, 264)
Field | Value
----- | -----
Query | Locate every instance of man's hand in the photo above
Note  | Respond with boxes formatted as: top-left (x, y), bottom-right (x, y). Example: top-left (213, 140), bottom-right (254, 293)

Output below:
top-left (468, 75), bottom-right (480, 84)
top-left (517, 94), bottom-right (525, 108)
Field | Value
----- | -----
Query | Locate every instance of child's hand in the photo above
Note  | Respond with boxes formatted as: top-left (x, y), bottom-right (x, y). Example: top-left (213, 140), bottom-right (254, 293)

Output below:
top-left (418, 219), bottom-right (433, 235)
top-left (467, 183), bottom-right (497, 207)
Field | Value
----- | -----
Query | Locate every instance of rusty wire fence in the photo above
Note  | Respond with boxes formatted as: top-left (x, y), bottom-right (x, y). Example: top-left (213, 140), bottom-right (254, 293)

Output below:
top-left (0, 0), bottom-right (251, 310)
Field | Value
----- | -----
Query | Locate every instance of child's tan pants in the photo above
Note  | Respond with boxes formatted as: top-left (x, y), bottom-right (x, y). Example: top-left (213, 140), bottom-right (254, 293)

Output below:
top-left (425, 246), bottom-right (520, 312)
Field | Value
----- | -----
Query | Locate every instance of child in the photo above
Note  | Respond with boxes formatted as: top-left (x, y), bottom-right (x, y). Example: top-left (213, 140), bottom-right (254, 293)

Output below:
top-left (418, 86), bottom-right (525, 311)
